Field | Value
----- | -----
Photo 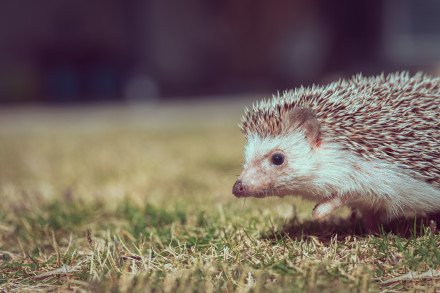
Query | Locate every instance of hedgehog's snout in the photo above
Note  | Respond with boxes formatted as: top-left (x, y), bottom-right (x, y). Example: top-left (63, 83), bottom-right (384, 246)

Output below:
top-left (232, 180), bottom-right (247, 197)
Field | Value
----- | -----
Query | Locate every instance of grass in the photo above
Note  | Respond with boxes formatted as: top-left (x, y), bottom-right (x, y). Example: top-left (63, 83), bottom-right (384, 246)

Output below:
top-left (1, 102), bottom-right (440, 292)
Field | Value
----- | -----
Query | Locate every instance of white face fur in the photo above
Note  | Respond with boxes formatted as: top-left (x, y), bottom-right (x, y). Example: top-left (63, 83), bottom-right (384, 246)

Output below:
top-left (237, 130), bottom-right (440, 220)
top-left (238, 132), bottom-right (320, 198)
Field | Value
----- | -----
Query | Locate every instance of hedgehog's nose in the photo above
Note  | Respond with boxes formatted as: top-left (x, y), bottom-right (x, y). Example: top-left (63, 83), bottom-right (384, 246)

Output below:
top-left (233, 180), bottom-right (247, 197)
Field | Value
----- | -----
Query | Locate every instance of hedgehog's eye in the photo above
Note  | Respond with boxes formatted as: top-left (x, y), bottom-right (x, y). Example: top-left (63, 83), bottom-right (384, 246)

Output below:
top-left (271, 153), bottom-right (284, 165)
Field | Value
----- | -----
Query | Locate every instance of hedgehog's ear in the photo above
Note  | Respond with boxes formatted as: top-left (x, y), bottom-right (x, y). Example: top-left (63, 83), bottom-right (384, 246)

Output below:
top-left (284, 107), bottom-right (322, 148)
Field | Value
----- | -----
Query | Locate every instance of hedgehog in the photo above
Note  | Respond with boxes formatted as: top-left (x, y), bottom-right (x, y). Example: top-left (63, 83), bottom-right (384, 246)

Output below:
top-left (232, 72), bottom-right (440, 230)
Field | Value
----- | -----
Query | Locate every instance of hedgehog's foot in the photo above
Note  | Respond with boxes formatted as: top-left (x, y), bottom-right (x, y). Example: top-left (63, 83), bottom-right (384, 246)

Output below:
top-left (312, 196), bottom-right (346, 220)
top-left (361, 210), bottom-right (382, 234)
top-left (350, 207), bottom-right (358, 223)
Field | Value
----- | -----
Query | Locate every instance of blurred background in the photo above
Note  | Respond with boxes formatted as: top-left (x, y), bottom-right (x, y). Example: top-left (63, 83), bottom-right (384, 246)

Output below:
top-left (1, 0), bottom-right (440, 104)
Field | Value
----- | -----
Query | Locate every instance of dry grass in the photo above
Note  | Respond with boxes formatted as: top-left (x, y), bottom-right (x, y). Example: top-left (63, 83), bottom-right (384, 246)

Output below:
top-left (1, 102), bottom-right (440, 292)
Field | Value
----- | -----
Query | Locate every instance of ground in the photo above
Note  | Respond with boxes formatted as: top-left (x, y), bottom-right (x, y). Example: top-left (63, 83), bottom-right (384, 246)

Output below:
top-left (1, 101), bottom-right (440, 292)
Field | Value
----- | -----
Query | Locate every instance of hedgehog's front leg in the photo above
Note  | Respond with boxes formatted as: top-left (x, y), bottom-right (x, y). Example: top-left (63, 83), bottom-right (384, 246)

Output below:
top-left (312, 195), bottom-right (348, 220)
